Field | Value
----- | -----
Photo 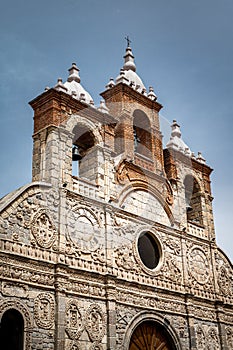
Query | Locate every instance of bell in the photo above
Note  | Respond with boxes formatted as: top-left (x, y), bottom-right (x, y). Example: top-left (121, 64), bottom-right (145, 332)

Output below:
top-left (185, 197), bottom-right (193, 212)
top-left (72, 146), bottom-right (82, 161)
top-left (186, 205), bottom-right (193, 212)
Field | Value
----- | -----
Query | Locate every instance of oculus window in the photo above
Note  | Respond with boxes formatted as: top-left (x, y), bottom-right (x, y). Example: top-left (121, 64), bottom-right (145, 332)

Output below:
top-left (137, 232), bottom-right (160, 270)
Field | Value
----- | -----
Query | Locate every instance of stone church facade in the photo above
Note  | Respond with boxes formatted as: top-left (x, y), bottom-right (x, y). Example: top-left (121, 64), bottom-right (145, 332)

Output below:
top-left (0, 44), bottom-right (232, 350)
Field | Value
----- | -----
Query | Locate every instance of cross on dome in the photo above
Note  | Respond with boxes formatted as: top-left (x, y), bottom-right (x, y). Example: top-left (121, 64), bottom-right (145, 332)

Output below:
top-left (125, 35), bottom-right (131, 48)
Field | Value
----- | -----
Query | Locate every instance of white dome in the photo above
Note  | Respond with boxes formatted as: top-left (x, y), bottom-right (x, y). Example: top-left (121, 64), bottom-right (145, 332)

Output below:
top-left (63, 63), bottom-right (94, 105)
top-left (114, 46), bottom-right (146, 94)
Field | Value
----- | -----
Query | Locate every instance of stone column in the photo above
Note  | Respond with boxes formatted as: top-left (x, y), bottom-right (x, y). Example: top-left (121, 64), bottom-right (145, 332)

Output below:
top-left (105, 277), bottom-right (117, 350)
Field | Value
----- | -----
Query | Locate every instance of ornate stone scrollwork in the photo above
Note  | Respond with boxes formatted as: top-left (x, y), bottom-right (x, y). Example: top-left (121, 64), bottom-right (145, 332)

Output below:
top-left (34, 293), bottom-right (55, 329)
top-left (31, 209), bottom-right (57, 248)
top-left (85, 304), bottom-right (106, 342)
top-left (66, 299), bottom-right (84, 340)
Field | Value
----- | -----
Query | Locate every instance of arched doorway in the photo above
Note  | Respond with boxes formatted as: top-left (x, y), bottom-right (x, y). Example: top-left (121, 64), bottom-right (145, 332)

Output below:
top-left (0, 308), bottom-right (24, 350)
top-left (129, 320), bottom-right (176, 350)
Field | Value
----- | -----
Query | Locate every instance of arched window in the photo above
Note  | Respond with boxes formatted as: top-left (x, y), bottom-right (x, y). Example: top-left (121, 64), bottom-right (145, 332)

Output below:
top-left (0, 309), bottom-right (24, 350)
top-left (72, 124), bottom-right (95, 179)
top-left (133, 110), bottom-right (152, 158)
top-left (129, 320), bottom-right (176, 350)
top-left (184, 175), bottom-right (203, 225)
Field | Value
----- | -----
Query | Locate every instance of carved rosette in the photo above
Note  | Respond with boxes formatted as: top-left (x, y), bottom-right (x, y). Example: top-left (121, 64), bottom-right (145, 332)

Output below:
top-left (34, 293), bottom-right (55, 329)
top-left (187, 247), bottom-right (210, 285)
top-left (85, 304), bottom-right (106, 342)
top-left (66, 300), bottom-right (84, 340)
top-left (31, 209), bottom-right (57, 248)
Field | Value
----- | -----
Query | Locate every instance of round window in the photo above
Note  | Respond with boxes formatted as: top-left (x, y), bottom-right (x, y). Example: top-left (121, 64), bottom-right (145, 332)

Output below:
top-left (138, 232), bottom-right (160, 270)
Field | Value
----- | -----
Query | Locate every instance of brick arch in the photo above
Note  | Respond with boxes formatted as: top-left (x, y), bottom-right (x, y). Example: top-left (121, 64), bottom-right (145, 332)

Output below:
top-left (123, 311), bottom-right (182, 350)
top-left (118, 180), bottom-right (175, 225)
top-left (64, 114), bottom-right (103, 146)
top-left (0, 299), bottom-right (33, 350)
top-left (182, 171), bottom-right (204, 193)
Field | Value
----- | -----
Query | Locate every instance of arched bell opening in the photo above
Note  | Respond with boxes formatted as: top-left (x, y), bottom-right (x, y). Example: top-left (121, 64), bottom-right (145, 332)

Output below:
top-left (72, 124), bottom-right (96, 179)
top-left (0, 308), bottom-right (24, 350)
top-left (133, 110), bottom-right (152, 159)
top-left (184, 175), bottom-right (203, 225)
top-left (129, 320), bottom-right (178, 350)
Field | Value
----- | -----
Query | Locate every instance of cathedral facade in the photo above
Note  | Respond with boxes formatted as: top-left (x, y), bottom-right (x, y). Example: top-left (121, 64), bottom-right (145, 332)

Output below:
top-left (0, 44), bottom-right (232, 350)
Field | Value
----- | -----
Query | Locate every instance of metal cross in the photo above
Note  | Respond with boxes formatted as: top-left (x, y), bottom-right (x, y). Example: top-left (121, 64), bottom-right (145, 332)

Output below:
top-left (125, 35), bottom-right (131, 47)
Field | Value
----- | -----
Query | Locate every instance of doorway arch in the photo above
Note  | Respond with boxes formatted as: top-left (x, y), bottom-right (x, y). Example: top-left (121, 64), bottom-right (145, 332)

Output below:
top-left (0, 309), bottom-right (24, 350)
top-left (0, 300), bottom-right (32, 350)
top-left (124, 312), bottom-right (181, 350)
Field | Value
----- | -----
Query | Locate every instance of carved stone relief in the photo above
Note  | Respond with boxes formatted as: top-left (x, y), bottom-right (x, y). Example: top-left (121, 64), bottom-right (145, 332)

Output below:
top-left (1, 281), bottom-right (28, 298)
top-left (85, 304), bottom-right (106, 343)
top-left (34, 293), bottom-right (55, 329)
top-left (67, 340), bottom-right (81, 350)
top-left (160, 252), bottom-right (182, 282)
top-left (89, 343), bottom-right (103, 350)
top-left (207, 328), bottom-right (220, 350)
top-left (0, 256), bottom-right (54, 287)
top-left (218, 266), bottom-right (231, 296)
top-left (215, 251), bottom-right (232, 297)
top-left (115, 244), bottom-right (137, 271)
top-left (196, 326), bottom-right (206, 349)
top-left (187, 245), bottom-right (210, 286)
top-left (66, 205), bottom-right (105, 263)
top-left (0, 186), bottom-right (59, 244)
top-left (195, 325), bottom-right (220, 350)
top-left (31, 209), bottom-right (57, 249)
top-left (226, 327), bottom-right (233, 349)
top-left (66, 299), bottom-right (84, 340)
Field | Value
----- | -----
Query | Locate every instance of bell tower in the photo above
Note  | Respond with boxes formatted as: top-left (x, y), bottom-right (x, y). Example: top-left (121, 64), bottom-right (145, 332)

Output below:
top-left (101, 43), bottom-right (164, 175)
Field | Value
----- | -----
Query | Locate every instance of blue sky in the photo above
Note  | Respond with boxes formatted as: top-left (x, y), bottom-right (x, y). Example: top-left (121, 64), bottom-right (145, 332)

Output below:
top-left (0, 0), bottom-right (232, 261)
